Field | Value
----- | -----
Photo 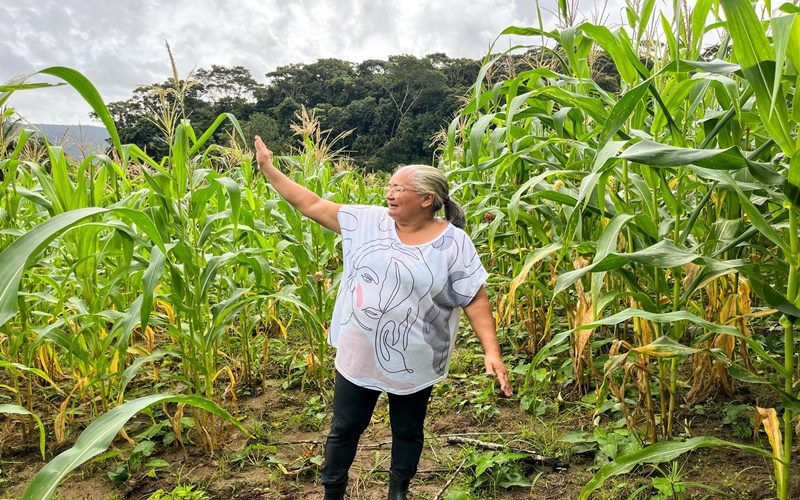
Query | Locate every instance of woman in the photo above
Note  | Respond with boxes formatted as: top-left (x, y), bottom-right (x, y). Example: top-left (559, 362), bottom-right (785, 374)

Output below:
top-left (254, 136), bottom-right (512, 500)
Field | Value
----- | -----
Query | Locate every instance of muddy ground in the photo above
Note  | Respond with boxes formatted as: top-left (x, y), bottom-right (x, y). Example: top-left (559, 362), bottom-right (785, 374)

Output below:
top-left (2, 355), bottom-right (798, 499)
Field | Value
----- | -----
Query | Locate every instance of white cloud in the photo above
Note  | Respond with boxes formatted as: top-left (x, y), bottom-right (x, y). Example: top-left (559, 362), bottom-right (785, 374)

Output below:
top-left (1, 0), bottom-right (631, 124)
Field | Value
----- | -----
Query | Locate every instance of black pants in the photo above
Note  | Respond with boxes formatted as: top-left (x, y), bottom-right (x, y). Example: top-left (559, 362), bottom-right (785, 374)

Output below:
top-left (321, 371), bottom-right (433, 488)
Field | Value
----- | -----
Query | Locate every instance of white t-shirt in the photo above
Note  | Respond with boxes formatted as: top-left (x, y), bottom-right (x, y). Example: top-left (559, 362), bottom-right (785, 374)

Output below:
top-left (329, 205), bottom-right (489, 395)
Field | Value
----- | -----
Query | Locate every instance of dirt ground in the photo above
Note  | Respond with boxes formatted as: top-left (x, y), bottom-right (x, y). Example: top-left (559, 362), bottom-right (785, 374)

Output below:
top-left (2, 371), bottom-right (798, 499)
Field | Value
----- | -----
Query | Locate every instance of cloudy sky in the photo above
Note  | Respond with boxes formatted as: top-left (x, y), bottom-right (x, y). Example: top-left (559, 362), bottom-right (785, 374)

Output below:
top-left (1, 0), bottom-right (625, 125)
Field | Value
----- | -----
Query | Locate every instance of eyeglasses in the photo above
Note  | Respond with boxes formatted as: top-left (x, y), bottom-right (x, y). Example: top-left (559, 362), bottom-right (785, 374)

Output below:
top-left (385, 184), bottom-right (419, 195)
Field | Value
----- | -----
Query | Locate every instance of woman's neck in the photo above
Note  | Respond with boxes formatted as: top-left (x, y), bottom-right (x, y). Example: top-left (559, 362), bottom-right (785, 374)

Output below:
top-left (394, 214), bottom-right (438, 234)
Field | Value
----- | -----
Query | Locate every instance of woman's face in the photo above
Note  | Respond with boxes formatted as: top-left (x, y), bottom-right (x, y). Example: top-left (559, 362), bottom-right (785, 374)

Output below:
top-left (385, 168), bottom-right (427, 220)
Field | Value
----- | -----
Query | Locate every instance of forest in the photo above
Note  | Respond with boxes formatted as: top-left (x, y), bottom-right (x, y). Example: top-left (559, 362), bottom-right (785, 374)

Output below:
top-left (105, 52), bottom-right (619, 172)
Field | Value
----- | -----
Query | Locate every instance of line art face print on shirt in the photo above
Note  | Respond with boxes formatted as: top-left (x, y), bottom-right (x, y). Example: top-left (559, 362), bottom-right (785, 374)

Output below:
top-left (331, 205), bottom-right (488, 393)
top-left (344, 238), bottom-right (433, 374)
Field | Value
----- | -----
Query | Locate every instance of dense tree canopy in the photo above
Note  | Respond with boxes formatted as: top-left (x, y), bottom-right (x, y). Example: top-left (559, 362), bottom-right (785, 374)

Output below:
top-left (106, 52), bottom-right (619, 170)
top-left (106, 54), bottom-right (480, 170)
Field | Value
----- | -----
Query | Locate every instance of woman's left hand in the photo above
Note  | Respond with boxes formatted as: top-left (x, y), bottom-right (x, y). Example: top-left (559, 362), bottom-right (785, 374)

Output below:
top-left (484, 353), bottom-right (512, 397)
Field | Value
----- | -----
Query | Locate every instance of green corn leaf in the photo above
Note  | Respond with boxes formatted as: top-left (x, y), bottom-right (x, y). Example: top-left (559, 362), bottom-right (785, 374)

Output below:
top-left (0, 82), bottom-right (62, 94)
top-left (31, 161), bottom-right (65, 215)
top-left (445, 115), bottom-right (459, 162)
top-left (728, 363), bottom-right (770, 384)
top-left (472, 47), bottom-right (530, 115)
top-left (621, 140), bottom-right (783, 185)
top-left (0, 208), bottom-right (105, 328)
top-left (32, 326), bottom-right (86, 364)
top-left (599, 78), bottom-right (651, 145)
top-left (735, 190), bottom-right (792, 260)
top-left (780, 2), bottom-right (800, 13)
top-left (661, 13), bottom-right (679, 63)
top-left (0, 360), bottom-right (63, 394)
top-left (727, 365), bottom-right (800, 412)
top-left (8, 129), bottom-right (35, 161)
top-left (46, 146), bottom-right (74, 211)
top-left (112, 208), bottom-right (166, 250)
top-left (771, 15), bottom-right (795, 117)
top-left (199, 252), bottom-right (238, 300)
top-left (622, 140), bottom-right (747, 169)
top-left (188, 112), bottom-right (245, 156)
top-left (739, 265), bottom-right (800, 319)
top-left (0, 404), bottom-right (45, 459)
top-left (554, 240), bottom-right (703, 295)
top-left (106, 295), bottom-right (142, 357)
top-left (16, 188), bottom-right (54, 213)
top-left (469, 113), bottom-right (496, 166)
top-left (117, 351), bottom-right (171, 399)
top-left (207, 292), bottom-right (260, 351)
top-left (506, 91), bottom-right (534, 140)
top-left (662, 59), bottom-right (740, 74)
top-left (593, 141), bottom-right (628, 181)
top-left (124, 144), bottom-right (169, 175)
top-left (578, 436), bottom-right (778, 499)
top-left (691, 0), bottom-right (717, 58)
top-left (787, 15), bottom-right (800, 78)
top-left (509, 170), bottom-right (567, 228)
top-left (720, 0), bottom-right (794, 154)
top-left (268, 287), bottom-right (325, 330)
top-left (498, 26), bottom-right (559, 40)
top-left (638, 0), bottom-right (657, 44)
top-left (0, 208), bottom-right (164, 328)
top-left (214, 177), bottom-right (242, 230)
top-left (36, 67), bottom-right (121, 154)
top-left (589, 213), bottom-right (635, 301)
top-left (596, 214), bottom-right (635, 262)
top-left (141, 246), bottom-right (166, 331)
top-left (560, 25), bottom-right (579, 77)
top-left (580, 25), bottom-right (637, 84)
top-left (21, 394), bottom-right (248, 500)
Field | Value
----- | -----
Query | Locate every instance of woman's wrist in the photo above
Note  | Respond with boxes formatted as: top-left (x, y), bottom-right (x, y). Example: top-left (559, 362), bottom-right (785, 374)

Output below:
top-left (482, 346), bottom-right (502, 358)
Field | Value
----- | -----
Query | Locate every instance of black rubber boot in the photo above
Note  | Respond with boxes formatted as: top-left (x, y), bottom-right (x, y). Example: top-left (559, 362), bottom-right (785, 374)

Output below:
top-left (323, 481), bottom-right (347, 500)
top-left (387, 476), bottom-right (410, 500)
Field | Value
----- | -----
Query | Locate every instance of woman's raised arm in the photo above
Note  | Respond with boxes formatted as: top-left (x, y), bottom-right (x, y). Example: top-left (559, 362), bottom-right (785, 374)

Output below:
top-left (254, 135), bottom-right (342, 233)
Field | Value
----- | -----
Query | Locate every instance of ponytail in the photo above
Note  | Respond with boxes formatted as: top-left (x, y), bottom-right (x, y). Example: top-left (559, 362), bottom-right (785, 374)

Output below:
top-left (444, 198), bottom-right (466, 229)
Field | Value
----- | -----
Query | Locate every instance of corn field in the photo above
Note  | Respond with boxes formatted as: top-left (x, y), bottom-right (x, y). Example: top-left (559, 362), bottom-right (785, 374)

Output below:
top-left (2, 0), bottom-right (800, 498)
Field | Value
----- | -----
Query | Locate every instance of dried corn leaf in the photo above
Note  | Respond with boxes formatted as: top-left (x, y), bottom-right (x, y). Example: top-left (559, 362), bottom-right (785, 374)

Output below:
top-left (754, 406), bottom-right (784, 491)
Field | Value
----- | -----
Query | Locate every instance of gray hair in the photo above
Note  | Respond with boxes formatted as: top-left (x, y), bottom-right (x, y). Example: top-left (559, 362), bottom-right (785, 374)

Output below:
top-left (395, 164), bottom-right (466, 229)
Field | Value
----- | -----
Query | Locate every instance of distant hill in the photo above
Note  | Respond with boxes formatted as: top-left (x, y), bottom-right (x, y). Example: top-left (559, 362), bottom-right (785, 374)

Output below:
top-left (28, 124), bottom-right (111, 159)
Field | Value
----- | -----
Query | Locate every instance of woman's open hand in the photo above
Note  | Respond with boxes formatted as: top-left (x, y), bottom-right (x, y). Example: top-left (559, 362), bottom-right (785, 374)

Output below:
top-left (484, 353), bottom-right (512, 397)
top-left (254, 135), bottom-right (273, 178)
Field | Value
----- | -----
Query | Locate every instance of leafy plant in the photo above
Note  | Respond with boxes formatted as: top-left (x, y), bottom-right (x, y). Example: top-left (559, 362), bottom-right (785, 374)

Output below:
top-left (106, 437), bottom-right (170, 486)
top-left (628, 462), bottom-right (726, 500)
top-left (104, 413), bottom-right (181, 485)
top-left (147, 484), bottom-right (209, 500)
top-left (722, 403), bottom-right (754, 440)
top-left (470, 377), bottom-right (499, 425)
top-left (562, 425), bottom-right (643, 468)
top-left (443, 1), bottom-right (800, 497)
top-left (578, 436), bottom-right (776, 499)
top-left (463, 449), bottom-right (537, 495)
top-left (227, 443), bottom-right (282, 469)
top-left (300, 394), bottom-right (327, 431)
top-left (20, 394), bottom-right (247, 500)
top-left (0, 404), bottom-right (45, 459)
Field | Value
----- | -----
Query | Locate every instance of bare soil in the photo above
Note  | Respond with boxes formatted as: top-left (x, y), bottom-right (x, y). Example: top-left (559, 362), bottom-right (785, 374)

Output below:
top-left (2, 369), bottom-right (798, 500)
